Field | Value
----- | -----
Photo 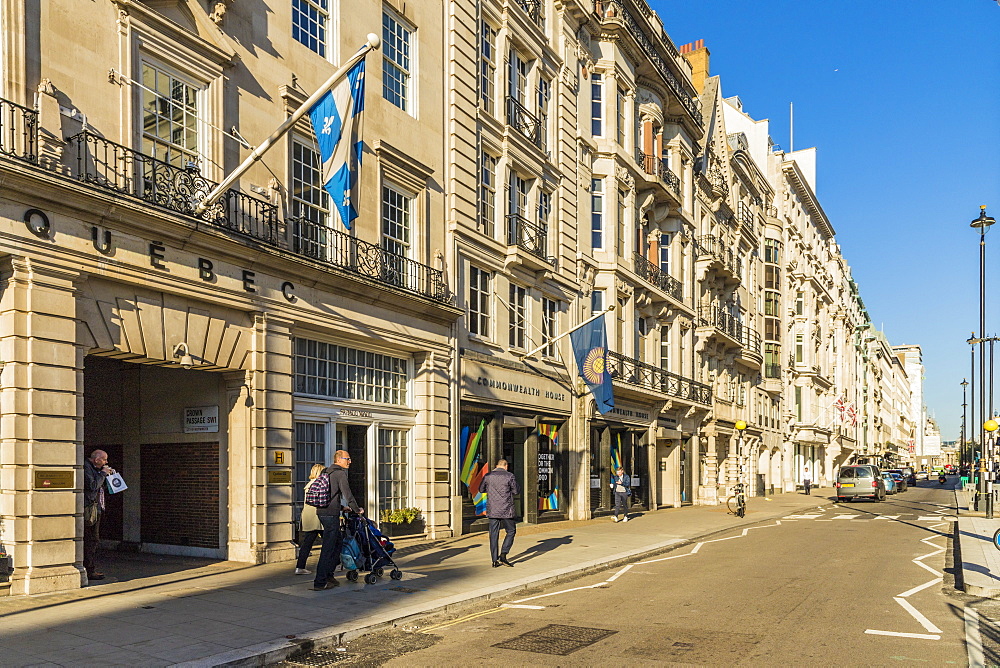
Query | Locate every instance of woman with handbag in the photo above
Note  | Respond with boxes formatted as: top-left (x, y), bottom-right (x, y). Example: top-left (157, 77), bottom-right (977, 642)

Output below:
top-left (610, 467), bottom-right (632, 523)
top-left (295, 464), bottom-right (326, 574)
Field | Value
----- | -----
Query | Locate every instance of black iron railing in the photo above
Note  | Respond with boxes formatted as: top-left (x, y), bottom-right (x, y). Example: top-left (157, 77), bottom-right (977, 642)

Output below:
top-left (660, 160), bottom-right (681, 196)
top-left (695, 234), bottom-right (743, 276)
top-left (741, 325), bottom-right (762, 355)
top-left (0, 98), bottom-right (37, 165)
top-left (292, 217), bottom-right (450, 303)
top-left (606, 351), bottom-right (711, 405)
top-left (69, 131), bottom-right (278, 244)
top-left (764, 363), bottom-right (781, 379)
top-left (593, 1), bottom-right (701, 125)
top-left (506, 96), bottom-right (541, 148)
top-left (633, 253), bottom-right (682, 301)
top-left (635, 148), bottom-right (658, 176)
top-left (698, 304), bottom-right (742, 342)
top-left (737, 201), bottom-right (754, 228)
top-left (513, 0), bottom-right (543, 26)
top-left (506, 213), bottom-right (550, 263)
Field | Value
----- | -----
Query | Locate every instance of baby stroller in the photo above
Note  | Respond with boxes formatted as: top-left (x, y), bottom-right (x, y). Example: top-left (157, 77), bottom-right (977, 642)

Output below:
top-left (342, 512), bottom-right (402, 584)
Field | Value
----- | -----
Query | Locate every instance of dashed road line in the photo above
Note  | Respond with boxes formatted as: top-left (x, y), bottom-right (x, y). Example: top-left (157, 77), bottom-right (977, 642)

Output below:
top-left (966, 606), bottom-right (985, 668)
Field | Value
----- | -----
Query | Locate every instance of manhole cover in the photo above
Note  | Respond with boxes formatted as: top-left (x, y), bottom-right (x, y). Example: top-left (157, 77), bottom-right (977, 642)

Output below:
top-left (284, 649), bottom-right (348, 666)
top-left (389, 586), bottom-right (421, 593)
top-left (494, 624), bottom-right (617, 656)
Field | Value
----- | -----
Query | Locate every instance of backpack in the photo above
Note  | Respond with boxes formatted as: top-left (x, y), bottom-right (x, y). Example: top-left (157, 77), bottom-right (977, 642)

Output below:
top-left (341, 536), bottom-right (362, 571)
top-left (305, 473), bottom-right (331, 507)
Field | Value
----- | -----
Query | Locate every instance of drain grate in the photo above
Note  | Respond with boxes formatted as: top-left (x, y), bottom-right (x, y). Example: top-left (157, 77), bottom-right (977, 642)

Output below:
top-left (389, 586), bottom-right (421, 593)
top-left (284, 649), bottom-right (348, 667)
top-left (494, 624), bottom-right (617, 656)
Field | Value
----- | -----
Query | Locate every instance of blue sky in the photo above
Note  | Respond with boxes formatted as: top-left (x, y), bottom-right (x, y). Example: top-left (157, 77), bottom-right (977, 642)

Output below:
top-left (649, 0), bottom-right (1000, 441)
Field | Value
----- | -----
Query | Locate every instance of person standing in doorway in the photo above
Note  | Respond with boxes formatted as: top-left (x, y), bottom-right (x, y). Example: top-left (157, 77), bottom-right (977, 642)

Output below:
top-left (312, 450), bottom-right (363, 590)
top-left (479, 459), bottom-right (519, 568)
top-left (803, 466), bottom-right (812, 495)
top-left (83, 450), bottom-right (114, 581)
top-left (295, 463), bottom-right (326, 574)
top-left (610, 466), bottom-right (632, 522)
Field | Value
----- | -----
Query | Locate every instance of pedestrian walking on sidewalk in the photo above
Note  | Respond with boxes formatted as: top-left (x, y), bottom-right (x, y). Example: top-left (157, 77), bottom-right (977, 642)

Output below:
top-left (312, 450), bottom-right (364, 590)
top-left (479, 459), bottom-right (519, 568)
top-left (295, 463), bottom-right (326, 575)
top-left (803, 467), bottom-right (812, 495)
top-left (610, 467), bottom-right (632, 522)
top-left (83, 449), bottom-right (114, 582)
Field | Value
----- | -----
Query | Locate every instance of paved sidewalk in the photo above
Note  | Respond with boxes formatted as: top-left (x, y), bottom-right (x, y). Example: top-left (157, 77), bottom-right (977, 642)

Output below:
top-left (0, 491), bottom-right (833, 667)
top-left (956, 487), bottom-right (1000, 597)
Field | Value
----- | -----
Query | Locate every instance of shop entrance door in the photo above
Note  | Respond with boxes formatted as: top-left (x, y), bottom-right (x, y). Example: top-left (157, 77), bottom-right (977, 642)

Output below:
top-left (337, 424), bottom-right (369, 511)
top-left (502, 427), bottom-right (527, 519)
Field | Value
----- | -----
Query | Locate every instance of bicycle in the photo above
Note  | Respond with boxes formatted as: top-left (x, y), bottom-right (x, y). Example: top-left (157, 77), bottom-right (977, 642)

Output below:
top-left (727, 482), bottom-right (746, 518)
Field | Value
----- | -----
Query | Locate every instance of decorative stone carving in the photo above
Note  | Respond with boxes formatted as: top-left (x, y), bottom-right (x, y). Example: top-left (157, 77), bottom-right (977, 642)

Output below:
top-left (614, 165), bottom-right (634, 191)
top-left (210, 1), bottom-right (233, 24)
top-left (117, 8), bottom-right (130, 34)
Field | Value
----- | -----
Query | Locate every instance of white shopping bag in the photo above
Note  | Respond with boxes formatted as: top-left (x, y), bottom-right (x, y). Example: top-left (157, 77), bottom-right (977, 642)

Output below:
top-left (105, 472), bottom-right (128, 494)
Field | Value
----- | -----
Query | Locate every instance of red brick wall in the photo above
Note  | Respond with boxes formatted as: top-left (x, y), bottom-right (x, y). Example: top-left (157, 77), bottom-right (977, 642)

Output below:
top-left (140, 442), bottom-right (220, 549)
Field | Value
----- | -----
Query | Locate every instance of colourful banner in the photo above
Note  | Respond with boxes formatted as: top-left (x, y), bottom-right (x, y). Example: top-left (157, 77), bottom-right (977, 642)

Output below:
top-left (472, 462), bottom-right (489, 516)
top-left (538, 488), bottom-right (559, 511)
top-left (611, 433), bottom-right (622, 471)
top-left (538, 423), bottom-right (559, 443)
top-left (459, 419), bottom-right (485, 486)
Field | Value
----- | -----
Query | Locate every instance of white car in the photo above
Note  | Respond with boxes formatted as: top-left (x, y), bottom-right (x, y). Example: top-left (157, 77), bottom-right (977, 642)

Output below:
top-left (916, 470), bottom-right (929, 480)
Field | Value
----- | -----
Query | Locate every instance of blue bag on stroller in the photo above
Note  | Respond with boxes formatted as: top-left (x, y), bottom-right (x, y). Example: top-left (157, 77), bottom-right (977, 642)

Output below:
top-left (342, 512), bottom-right (402, 584)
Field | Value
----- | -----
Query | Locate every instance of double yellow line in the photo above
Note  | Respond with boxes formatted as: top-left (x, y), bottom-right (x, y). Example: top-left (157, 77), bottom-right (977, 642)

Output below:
top-left (419, 607), bottom-right (505, 633)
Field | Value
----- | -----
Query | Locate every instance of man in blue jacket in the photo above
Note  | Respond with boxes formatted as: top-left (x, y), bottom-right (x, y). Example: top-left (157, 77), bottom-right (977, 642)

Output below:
top-left (312, 450), bottom-right (363, 590)
top-left (479, 459), bottom-right (519, 567)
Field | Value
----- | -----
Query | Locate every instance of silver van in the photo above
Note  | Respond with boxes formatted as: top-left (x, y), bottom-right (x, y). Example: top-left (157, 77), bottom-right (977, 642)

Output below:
top-left (836, 465), bottom-right (885, 502)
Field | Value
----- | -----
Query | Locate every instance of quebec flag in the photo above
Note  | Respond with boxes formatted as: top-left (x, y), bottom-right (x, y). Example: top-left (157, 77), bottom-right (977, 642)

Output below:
top-left (309, 60), bottom-right (365, 230)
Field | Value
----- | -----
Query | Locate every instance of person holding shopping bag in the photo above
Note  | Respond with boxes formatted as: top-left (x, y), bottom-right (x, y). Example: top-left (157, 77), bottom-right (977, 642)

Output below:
top-left (610, 467), bottom-right (632, 522)
top-left (294, 464), bottom-right (326, 574)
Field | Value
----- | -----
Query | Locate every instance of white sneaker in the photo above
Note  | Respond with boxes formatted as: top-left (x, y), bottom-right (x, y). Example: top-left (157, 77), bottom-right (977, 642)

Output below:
top-left (295, 568), bottom-right (311, 575)
top-left (612, 516), bottom-right (619, 522)
top-left (622, 516), bottom-right (630, 522)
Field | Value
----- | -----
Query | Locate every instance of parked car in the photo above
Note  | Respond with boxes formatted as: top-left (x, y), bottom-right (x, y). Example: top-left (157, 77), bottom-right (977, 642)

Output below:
top-left (916, 470), bottom-right (929, 480)
top-left (882, 472), bottom-right (898, 495)
top-left (835, 465), bottom-right (885, 502)
top-left (888, 471), bottom-right (907, 492)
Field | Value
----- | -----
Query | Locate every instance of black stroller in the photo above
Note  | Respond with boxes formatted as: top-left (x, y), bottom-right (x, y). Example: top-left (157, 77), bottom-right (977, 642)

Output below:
top-left (342, 512), bottom-right (402, 584)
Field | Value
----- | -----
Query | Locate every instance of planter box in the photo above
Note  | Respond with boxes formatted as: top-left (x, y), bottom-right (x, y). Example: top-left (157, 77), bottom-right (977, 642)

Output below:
top-left (381, 519), bottom-right (425, 538)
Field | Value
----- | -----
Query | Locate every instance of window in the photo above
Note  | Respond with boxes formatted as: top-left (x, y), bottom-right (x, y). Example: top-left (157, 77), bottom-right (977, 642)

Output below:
top-left (479, 153), bottom-right (498, 237)
top-left (659, 233), bottom-right (671, 273)
top-left (591, 178), bottom-right (604, 249)
top-left (293, 0), bottom-right (330, 57)
top-left (764, 290), bottom-right (780, 317)
top-left (660, 325), bottom-right (670, 370)
top-left (617, 190), bottom-right (627, 258)
top-left (295, 338), bottom-right (409, 404)
top-left (537, 190), bottom-right (552, 257)
top-left (292, 140), bottom-right (329, 225)
top-left (382, 11), bottom-right (413, 112)
top-left (795, 291), bottom-right (804, 315)
top-left (591, 289), bottom-right (604, 313)
top-left (508, 49), bottom-right (529, 104)
top-left (795, 334), bottom-right (804, 363)
top-left (141, 63), bottom-right (200, 167)
top-left (382, 185), bottom-right (412, 286)
top-left (591, 73), bottom-right (603, 136)
top-left (764, 238), bottom-right (781, 264)
top-left (469, 266), bottom-right (492, 338)
top-left (509, 283), bottom-right (527, 349)
top-left (509, 170), bottom-right (528, 218)
top-left (617, 87), bottom-right (627, 146)
top-left (294, 422), bottom-right (327, 508)
top-left (795, 386), bottom-right (802, 421)
top-left (480, 22), bottom-right (497, 114)
top-left (377, 428), bottom-right (409, 512)
top-left (542, 298), bottom-right (558, 357)
top-left (537, 77), bottom-right (551, 152)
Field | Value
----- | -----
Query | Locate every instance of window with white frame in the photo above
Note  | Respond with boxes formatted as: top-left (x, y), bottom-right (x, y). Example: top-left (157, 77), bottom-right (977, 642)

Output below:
top-left (382, 10), bottom-right (413, 113)
top-left (591, 178), bottom-right (604, 249)
top-left (617, 189), bottom-right (627, 258)
top-left (469, 266), bottom-right (492, 338)
top-left (617, 87), bottom-right (627, 146)
top-left (537, 76), bottom-right (551, 153)
top-left (381, 185), bottom-right (412, 258)
top-left (141, 63), bottom-right (200, 168)
top-left (542, 297), bottom-right (558, 357)
top-left (292, 139), bottom-right (329, 225)
top-left (479, 152), bottom-right (498, 237)
top-left (294, 422), bottom-right (328, 508)
top-left (294, 338), bottom-right (409, 405)
top-left (509, 283), bottom-right (527, 350)
top-left (508, 170), bottom-right (528, 219)
top-left (591, 289), bottom-right (604, 313)
top-left (537, 189), bottom-right (551, 256)
top-left (480, 22), bottom-right (497, 115)
top-left (508, 49), bottom-right (529, 105)
top-left (377, 427), bottom-right (409, 512)
top-left (591, 73), bottom-right (603, 136)
top-left (660, 325), bottom-right (670, 370)
top-left (659, 233), bottom-right (671, 273)
top-left (292, 0), bottom-right (331, 58)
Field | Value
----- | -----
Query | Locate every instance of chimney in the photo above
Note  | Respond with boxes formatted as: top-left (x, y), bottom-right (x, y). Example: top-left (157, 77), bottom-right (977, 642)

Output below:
top-left (679, 39), bottom-right (709, 94)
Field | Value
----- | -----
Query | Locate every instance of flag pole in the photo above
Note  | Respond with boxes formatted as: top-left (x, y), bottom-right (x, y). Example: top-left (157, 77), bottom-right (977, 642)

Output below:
top-left (193, 33), bottom-right (381, 216)
top-left (518, 304), bottom-right (616, 360)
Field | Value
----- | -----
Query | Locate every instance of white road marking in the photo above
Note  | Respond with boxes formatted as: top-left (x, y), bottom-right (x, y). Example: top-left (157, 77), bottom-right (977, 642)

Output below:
top-left (918, 516), bottom-right (953, 521)
top-left (832, 515), bottom-right (860, 520)
top-left (873, 515), bottom-right (900, 520)
top-left (898, 578), bottom-right (940, 598)
top-left (784, 514), bottom-right (821, 519)
top-left (607, 564), bottom-right (633, 582)
top-left (966, 606), bottom-right (985, 668)
top-left (865, 629), bottom-right (941, 640)
top-left (502, 604), bottom-right (545, 610)
top-left (511, 583), bottom-right (605, 604)
top-left (915, 548), bottom-right (945, 562)
top-left (638, 552), bottom-right (694, 565)
top-left (895, 596), bottom-right (942, 633)
top-left (691, 542), bottom-right (705, 553)
top-left (913, 559), bottom-right (942, 577)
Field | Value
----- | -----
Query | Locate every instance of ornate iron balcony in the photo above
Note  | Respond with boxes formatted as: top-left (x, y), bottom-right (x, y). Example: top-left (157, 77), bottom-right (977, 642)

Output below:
top-left (506, 96), bottom-right (541, 148)
top-left (292, 217), bottom-right (450, 303)
top-left (698, 304), bottom-right (743, 342)
top-left (506, 213), bottom-right (551, 264)
top-left (593, 1), bottom-right (701, 125)
top-left (695, 234), bottom-right (743, 277)
top-left (635, 148), bottom-right (659, 176)
top-left (633, 253), bottom-right (682, 301)
top-left (606, 350), bottom-right (712, 405)
top-left (69, 131), bottom-right (278, 244)
top-left (0, 98), bottom-right (37, 165)
top-left (741, 325), bottom-right (762, 355)
top-left (660, 160), bottom-right (681, 196)
top-left (513, 0), bottom-right (543, 26)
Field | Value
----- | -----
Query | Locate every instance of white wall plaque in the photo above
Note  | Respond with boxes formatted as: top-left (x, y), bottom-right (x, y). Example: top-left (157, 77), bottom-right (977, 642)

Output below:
top-left (184, 406), bottom-right (220, 433)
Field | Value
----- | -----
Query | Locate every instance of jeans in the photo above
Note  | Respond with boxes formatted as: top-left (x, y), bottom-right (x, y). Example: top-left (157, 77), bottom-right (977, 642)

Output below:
top-left (488, 517), bottom-right (516, 562)
top-left (313, 515), bottom-right (344, 587)
top-left (804, 479), bottom-right (812, 495)
top-left (614, 491), bottom-right (630, 518)
top-left (83, 510), bottom-right (101, 575)
top-left (296, 530), bottom-right (321, 570)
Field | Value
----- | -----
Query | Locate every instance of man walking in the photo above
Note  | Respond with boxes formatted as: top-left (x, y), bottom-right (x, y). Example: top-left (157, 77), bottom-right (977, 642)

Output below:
top-left (83, 450), bottom-right (114, 581)
top-left (803, 466), bottom-right (812, 495)
top-left (479, 459), bottom-right (519, 568)
top-left (312, 450), bottom-right (363, 590)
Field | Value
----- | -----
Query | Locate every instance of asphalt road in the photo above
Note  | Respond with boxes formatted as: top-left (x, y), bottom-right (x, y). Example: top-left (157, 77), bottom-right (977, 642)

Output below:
top-left (287, 482), bottom-right (970, 667)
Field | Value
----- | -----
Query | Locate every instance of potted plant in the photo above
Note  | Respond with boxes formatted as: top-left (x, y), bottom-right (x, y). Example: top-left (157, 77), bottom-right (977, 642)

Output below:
top-left (379, 507), bottom-right (425, 537)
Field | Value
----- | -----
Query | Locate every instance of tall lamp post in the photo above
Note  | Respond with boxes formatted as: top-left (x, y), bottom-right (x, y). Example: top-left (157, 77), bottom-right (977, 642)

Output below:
top-left (962, 378), bottom-right (969, 469)
top-left (985, 419), bottom-right (998, 518)
top-left (972, 206), bottom-right (995, 515)
top-left (735, 420), bottom-right (747, 493)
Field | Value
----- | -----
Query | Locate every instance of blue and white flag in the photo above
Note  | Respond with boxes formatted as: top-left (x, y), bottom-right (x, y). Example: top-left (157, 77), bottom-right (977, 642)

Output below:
top-left (570, 314), bottom-right (615, 414)
top-left (309, 60), bottom-right (365, 230)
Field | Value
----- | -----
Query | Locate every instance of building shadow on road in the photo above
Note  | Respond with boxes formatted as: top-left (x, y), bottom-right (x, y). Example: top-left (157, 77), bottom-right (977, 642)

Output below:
top-left (512, 535), bottom-right (573, 563)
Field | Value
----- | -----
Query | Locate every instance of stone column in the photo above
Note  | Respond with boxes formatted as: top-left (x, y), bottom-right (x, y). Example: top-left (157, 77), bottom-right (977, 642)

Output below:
top-left (225, 370), bottom-right (252, 562)
top-left (0, 258), bottom-right (83, 594)
top-left (413, 350), bottom-right (453, 539)
top-left (700, 432), bottom-right (718, 505)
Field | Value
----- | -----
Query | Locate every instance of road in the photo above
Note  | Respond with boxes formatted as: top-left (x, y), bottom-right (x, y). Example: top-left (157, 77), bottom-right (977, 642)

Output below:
top-left (283, 482), bottom-right (971, 666)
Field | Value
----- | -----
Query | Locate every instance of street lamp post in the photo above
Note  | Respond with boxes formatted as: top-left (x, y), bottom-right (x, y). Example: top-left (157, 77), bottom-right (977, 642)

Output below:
top-left (971, 206), bottom-right (995, 516)
top-left (985, 419), bottom-right (999, 518)
top-left (962, 378), bottom-right (969, 469)
top-left (735, 420), bottom-right (747, 493)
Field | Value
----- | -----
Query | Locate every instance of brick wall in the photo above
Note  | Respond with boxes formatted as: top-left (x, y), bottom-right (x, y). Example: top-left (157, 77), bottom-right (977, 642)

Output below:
top-left (140, 442), bottom-right (220, 549)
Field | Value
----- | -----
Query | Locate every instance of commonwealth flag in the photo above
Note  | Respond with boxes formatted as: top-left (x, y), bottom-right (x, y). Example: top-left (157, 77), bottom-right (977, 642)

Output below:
top-left (309, 59), bottom-right (366, 230)
top-left (570, 314), bottom-right (614, 414)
